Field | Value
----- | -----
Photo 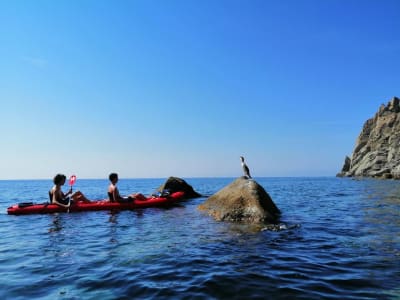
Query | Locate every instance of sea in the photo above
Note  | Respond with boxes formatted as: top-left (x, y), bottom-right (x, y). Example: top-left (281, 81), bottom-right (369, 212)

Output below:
top-left (0, 177), bottom-right (399, 300)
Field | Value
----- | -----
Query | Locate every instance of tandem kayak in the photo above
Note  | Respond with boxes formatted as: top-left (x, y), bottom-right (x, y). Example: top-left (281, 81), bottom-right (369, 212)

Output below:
top-left (7, 191), bottom-right (185, 215)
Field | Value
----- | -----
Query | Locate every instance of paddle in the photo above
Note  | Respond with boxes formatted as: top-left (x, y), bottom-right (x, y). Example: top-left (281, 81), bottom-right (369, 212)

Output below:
top-left (67, 175), bottom-right (77, 212)
top-left (69, 175), bottom-right (77, 192)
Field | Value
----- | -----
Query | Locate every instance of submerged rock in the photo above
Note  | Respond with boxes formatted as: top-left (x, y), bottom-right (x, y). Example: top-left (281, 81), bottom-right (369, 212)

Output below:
top-left (261, 223), bottom-right (301, 231)
top-left (156, 176), bottom-right (202, 198)
top-left (198, 177), bottom-right (280, 224)
top-left (337, 97), bottom-right (400, 179)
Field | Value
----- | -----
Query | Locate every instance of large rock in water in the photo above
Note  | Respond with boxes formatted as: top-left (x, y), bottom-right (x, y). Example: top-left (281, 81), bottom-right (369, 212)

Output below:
top-left (337, 97), bottom-right (400, 179)
top-left (156, 176), bottom-right (201, 198)
top-left (198, 177), bottom-right (280, 224)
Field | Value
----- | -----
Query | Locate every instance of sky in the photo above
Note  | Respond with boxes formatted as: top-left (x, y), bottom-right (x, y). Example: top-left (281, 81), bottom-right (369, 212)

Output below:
top-left (0, 0), bottom-right (399, 180)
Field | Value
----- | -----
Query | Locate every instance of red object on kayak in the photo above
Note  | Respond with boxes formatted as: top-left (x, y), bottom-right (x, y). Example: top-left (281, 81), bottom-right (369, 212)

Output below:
top-left (7, 191), bottom-right (185, 215)
top-left (69, 175), bottom-right (76, 186)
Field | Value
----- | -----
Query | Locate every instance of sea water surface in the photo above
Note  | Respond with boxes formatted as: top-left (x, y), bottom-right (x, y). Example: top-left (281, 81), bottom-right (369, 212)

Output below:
top-left (0, 177), bottom-right (399, 299)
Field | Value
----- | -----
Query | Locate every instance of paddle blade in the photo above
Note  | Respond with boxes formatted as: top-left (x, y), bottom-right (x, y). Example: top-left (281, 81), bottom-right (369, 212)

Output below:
top-left (69, 175), bottom-right (77, 186)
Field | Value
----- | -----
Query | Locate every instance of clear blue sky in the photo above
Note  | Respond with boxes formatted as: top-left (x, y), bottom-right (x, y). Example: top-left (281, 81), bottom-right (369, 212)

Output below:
top-left (0, 0), bottom-right (399, 179)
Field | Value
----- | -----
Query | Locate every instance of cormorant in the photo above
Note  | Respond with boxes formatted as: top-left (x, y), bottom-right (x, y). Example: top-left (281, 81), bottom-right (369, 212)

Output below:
top-left (240, 156), bottom-right (252, 179)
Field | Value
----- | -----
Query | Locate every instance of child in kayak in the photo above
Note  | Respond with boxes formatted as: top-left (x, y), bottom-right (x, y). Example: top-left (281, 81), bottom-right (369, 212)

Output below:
top-left (108, 173), bottom-right (146, 202)
top-left (50, 174), bottom-right (91, 207)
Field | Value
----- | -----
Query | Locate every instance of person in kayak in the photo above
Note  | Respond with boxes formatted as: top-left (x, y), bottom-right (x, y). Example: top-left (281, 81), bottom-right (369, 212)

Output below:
top-left (50, 174), bottom-right (91, 207)
top-left (108, 173), bottom-right (146, 202)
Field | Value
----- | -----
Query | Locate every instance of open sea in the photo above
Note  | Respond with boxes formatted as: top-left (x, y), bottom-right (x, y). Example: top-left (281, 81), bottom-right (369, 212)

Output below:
top-left (0, 177), bottom-right (399, 299)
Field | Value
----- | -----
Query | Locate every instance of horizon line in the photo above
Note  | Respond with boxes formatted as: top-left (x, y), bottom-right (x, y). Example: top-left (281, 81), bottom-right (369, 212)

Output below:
top-left (0, 175), bottom-right (339, 181)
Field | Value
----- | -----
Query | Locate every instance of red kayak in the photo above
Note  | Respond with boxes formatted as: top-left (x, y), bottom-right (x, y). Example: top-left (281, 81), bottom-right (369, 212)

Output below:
top-left (7, 191), bottom-right (185, 215)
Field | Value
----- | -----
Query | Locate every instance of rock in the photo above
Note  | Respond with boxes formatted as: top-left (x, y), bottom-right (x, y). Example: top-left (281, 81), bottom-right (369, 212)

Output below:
top-left (392, 165), bottom-right (400, 179)
top-left (337, 97), bottom-right (400, 179)
top-left (337, 156), bottom-right (351, 177)
top-left (156, 176), bottom-right (201, 198)
top-left (198, 177), bottom-right (280, 224)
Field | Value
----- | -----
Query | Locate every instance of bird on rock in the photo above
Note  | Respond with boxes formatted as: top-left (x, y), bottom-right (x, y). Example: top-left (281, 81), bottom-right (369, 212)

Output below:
top-left (240, 156), bottom-right (252, 179)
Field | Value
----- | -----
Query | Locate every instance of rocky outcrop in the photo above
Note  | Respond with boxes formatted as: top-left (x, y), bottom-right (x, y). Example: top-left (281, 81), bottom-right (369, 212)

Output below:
top-left (156, 176), bottom-right (202, 198)
top-left (337, 97), bottom-right (400, 179)
top-left (198, 177), bottom-right (280, 224)
top-left (340, 156), bottom-right (351, 173)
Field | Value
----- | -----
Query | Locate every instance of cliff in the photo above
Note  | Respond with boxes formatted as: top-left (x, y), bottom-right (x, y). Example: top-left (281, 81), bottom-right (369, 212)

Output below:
top-left (337, 97), bottom-right (400, 179)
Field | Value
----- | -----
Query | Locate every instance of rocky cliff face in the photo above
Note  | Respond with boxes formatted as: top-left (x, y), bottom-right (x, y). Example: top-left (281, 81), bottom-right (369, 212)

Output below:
top-left (337, 97), bottom-right (400, 179)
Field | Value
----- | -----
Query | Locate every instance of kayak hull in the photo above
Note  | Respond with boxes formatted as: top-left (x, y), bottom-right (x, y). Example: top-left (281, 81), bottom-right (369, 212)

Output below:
top-left (7, 191), bottom-right (185, 215)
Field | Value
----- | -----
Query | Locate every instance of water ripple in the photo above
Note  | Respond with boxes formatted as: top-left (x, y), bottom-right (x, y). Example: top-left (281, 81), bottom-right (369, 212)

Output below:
top-left (0, 178), bottom-right (399, 299)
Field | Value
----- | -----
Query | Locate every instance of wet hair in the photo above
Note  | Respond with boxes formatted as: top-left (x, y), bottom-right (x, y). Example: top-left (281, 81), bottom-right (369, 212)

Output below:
top-left (53, 174), bottom-right (66, 185)
top-left (109, 173), bottom-right (118, 182)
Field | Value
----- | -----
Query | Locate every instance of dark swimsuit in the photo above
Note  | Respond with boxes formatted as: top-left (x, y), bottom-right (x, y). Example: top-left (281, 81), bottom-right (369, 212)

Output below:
top-left (108, 192), bottom-right (115, 202)
top-left (49, 190), bottom-right (72, 205)
top-left (108, 192), bottom-right (132, 203)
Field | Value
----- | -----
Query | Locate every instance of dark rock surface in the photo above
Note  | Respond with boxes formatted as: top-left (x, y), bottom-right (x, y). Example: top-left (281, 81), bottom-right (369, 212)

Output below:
top-left (198, 177), bottom-right (280, 224)
top-left (338, 97), bottom-right (400, 179)
top-left (156, 176), bottom-right (202, 198)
